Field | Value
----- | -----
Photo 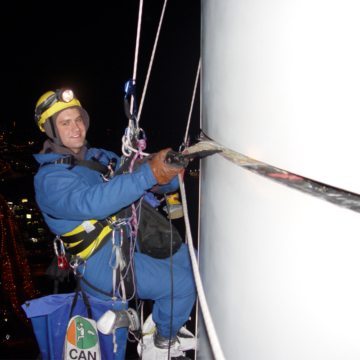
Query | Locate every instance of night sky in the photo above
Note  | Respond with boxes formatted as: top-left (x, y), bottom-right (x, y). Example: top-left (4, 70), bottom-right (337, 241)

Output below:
top-left (1, 1), bottom-right (201, 154)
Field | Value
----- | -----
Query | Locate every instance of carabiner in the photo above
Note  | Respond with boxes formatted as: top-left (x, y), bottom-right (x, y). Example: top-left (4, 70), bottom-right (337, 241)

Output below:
top-left (53, 236), bottom-right (69, 270)
top-left (124, 79), bottom-right (138, 121)
top-left (69, 256), bottom-right (86, 277)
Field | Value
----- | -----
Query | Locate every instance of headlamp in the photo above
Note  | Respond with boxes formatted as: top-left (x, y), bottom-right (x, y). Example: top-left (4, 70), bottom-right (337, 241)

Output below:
top-left (60, 89), bottom-right (74, 102)
top-left (34, 89), bottom-right (75, 121)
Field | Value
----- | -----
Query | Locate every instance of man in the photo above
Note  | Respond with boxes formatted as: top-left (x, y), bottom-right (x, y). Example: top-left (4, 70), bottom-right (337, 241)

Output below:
top-left (31, 88), bottom-right (196, 359)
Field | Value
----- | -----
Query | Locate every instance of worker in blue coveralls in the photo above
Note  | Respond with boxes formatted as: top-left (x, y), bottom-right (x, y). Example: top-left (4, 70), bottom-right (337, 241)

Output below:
top-left (31, 88), bottom-right (196, 359)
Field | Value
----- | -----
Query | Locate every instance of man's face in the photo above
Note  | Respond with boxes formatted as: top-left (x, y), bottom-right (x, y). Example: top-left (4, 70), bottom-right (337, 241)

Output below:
top-left (55, 107), bottom-right (86, 153)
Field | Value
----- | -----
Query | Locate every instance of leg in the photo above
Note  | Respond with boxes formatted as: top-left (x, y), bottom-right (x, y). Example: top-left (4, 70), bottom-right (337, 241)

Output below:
top-left (134, 243), bottom-right (196, 338)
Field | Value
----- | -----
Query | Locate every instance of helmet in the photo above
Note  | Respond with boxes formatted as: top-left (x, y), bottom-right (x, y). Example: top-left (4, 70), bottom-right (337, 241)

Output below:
top-left (34, 89), bottom-right (82, 132)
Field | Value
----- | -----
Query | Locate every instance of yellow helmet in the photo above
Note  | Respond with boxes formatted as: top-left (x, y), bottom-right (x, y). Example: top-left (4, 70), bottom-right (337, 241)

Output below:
top-left (34, 89), bottom-right (82, 132)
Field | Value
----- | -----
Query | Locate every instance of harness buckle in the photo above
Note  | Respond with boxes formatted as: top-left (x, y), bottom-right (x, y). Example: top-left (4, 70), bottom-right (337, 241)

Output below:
top-left (107, 217), bottom-right (128, 230)
top-left (69, 256), bottom-right (86, 277)
top-left (101, 157), bottom-right (117, 182)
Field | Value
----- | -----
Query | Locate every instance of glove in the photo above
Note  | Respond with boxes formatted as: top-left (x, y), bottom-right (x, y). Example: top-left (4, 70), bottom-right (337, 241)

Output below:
top-left (148, 148), bottom-right (184, 185)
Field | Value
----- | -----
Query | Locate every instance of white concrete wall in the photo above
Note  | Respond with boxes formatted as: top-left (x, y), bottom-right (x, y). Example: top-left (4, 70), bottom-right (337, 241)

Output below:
top-left (198, 1), bottom-right (360, 359)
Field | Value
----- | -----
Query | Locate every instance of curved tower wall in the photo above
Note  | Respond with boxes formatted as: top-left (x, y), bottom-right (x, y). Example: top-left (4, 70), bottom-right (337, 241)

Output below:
top-left (199, 1), bottom-right (360, 359)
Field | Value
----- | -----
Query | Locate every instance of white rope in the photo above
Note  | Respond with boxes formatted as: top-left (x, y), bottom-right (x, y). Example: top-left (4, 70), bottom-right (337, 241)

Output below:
top-left (122, 0), bottom-right (144, 157)
top-left (130, 0), bottom-right (144, 116)
top-left (121, 130), bottom-right (149, 158)
top-left (122, 0), bottom-right (167, 157)
top-left (173, 64), bottom-right (219, 360)
top-left (137, 0), bottom-right (169, 123)
top-left (175, 58), bottom-right (226, 358)
top-left (182, 59), bottom-right (201, 147)
top-left (179, 176), bottom-right (226, 360)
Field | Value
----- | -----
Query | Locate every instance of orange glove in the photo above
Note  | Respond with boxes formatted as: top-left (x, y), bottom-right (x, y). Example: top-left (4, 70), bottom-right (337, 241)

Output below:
top-left (148, 148), bottom-right (184, 185)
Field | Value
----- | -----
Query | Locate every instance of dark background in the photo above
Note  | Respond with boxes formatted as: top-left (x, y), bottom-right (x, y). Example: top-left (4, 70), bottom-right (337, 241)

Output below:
top-left (0, 0), bottom-right (201, 152)
top-left (0, 1), bottom-right (201, 359)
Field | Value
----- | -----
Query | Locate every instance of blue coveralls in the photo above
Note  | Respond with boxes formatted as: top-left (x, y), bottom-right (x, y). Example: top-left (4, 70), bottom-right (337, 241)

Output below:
top-left (33, 147), bottom-right (196, 346)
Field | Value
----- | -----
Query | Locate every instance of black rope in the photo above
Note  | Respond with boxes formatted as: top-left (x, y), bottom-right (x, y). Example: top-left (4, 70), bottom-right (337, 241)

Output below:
top-left (69, 276), bottom-right (93, 320)
top-left (80, 276), bottom-right (113, 298)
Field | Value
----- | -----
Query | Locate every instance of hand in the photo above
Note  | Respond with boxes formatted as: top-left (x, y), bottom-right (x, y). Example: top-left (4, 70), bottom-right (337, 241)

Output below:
top-left (148, 148), bottom-right (185, 185)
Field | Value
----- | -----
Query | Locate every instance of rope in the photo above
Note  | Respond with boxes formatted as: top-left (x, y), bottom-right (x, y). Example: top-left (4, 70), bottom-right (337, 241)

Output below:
top-left (122, 0), bottom-right (168, 158)
top-left (191, 134), bottom-right (360, 214)
top-left (122, 132), bottom-right (149, 158)
top-left (172, 59), bottom-right (227, 359)
top-left (130, 0), bottom-right (144, 116)
top-left (129, 149), bottom-right (145, 239)
top-left (178, 73), bottom-right (224, 357)
top-left (179, 176), bottom-right (226, 360)
top-left (182, 59), bottom-right (201, 149)
top-left (137, 0), bottom-right (169, 124)
top-left (122, 0), bottom-right (145, 158)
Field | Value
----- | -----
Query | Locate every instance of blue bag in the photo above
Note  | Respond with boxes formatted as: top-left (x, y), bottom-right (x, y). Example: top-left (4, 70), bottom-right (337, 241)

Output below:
top-left (22, 293), bottom-right (128, 360)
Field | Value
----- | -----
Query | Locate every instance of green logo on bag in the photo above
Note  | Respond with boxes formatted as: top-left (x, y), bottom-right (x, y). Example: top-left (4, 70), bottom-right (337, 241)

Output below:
top-left (67, 316), bottom-right (98, 349)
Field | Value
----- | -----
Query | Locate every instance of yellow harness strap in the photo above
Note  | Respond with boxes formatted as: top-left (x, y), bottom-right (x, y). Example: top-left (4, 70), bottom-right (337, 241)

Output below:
top-left (61, 217), bottom-right (116, 260)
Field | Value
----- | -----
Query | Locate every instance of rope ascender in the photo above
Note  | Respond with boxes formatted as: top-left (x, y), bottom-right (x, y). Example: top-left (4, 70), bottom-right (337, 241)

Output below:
top-left (122, 78), bottom-right (147, 158)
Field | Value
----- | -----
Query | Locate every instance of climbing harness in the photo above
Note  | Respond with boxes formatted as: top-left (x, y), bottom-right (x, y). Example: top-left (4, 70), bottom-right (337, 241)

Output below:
top-left (60, 219), bottom-right (111, 260)
top-left (42, 151), bottom-right (136, 302)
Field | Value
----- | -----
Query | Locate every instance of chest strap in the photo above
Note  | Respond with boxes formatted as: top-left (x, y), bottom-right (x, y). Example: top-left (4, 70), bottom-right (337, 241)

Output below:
top-left (42, 155), bottom-right (109, 175)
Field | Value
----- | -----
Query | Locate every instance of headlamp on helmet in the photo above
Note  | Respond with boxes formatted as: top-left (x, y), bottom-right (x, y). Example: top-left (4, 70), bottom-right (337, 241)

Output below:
top-left (34, 89), bottom-right (81, 132)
